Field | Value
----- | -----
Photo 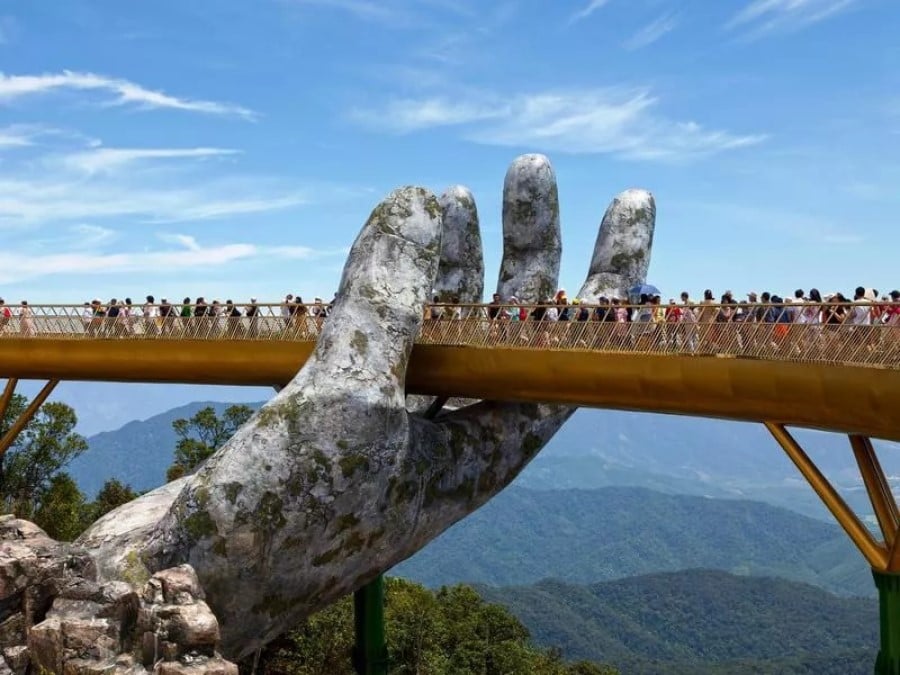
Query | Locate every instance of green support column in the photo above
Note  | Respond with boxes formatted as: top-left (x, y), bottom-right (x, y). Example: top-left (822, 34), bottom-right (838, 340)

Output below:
top-left (353, 574), bottom-right (389, 675)
top-left (874, 571), bottom-right (900, 674)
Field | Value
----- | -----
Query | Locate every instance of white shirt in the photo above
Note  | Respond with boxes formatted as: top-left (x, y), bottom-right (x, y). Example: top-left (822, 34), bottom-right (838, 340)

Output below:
top-left (847, 300), bottom-right (871, 326)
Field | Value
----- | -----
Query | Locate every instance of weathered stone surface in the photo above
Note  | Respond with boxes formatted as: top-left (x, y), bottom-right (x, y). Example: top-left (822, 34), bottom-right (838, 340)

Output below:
top-left (2, 525), bottom-right (234, 675)
top-left (152, 603), bottom-right (219, 649)
top-left (434, 185), bottom-right (484, 305)
top-left (581, 188), bottom-right (656, 300)
top-left (497, 153), bottom-right (561, 303)
top-left (155, 658), bottom-right (237, 675)
top-left (1, 645), bottom-right (26, 675)
top-left (0, 614), bottom-right (24, 649)
top-left (27, 616), bottom-right (62, 673)
top-left (155, 565), bottom-right (203, 604)
top-left (65, 158), bottom-right (658, 662)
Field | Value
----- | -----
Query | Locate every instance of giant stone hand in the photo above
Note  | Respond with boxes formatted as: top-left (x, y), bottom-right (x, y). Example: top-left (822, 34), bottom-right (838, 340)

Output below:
top-left (79, 154), bottom-right (656, 658)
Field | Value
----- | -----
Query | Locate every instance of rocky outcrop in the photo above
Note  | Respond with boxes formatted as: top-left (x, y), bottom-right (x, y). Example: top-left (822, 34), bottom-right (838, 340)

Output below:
top-left (0, 516), bottom-right (235, 674)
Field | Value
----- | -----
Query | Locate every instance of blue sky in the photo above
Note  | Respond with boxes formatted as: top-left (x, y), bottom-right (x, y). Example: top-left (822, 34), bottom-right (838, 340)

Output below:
top-left (1, 0), bottom-right (898, 309)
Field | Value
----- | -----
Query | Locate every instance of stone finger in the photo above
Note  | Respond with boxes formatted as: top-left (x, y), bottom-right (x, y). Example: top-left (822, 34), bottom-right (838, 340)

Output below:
top-left (496, 154), bottom-right (561, 303)
top-left (578, 189), bottom-right (656, 301)
top-left (433, 185), bottom-right (484, 305)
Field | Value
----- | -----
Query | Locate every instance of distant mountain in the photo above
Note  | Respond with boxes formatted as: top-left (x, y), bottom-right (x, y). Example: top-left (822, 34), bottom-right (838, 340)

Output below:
top-left (396, 486), bottom-right (873, 597)
top-left (478, 570), bottom-right (877, 675)
top-left (70, 400), bottom-right (264, 497)
top-left (520, 409), bottom-right (900, 522)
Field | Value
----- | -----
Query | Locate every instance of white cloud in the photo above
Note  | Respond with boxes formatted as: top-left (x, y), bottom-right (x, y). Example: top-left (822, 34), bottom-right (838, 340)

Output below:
top-left (350, 98), bottom-right (506, 133)
top-left (0, 70), bottom-right (255, 119)
top-left (0, 126), bottom-right (33, 148)
top-left (289, 0), bottom-right (402, 22)
top-left (0, 238), bottom-right (348, 283)
top-left (727, 0), bottom-right (859, 35)
top-left (62, 147), bottom-right (240, 175)
top-left (569, 0), bottom-right (611, 24)
top-left (0, 245), bottom-right (259, 283)
top-left (286, 0), bottom-right (476, 26)
top-left (0, 177), bottom-right (307, 227)
top-left (624, 13), bottom-right (678, 50)
top-left (70, 224), bottom-right (118, 247)
top-left (158, 233), bottom-right (202, 251)
top-left (354, 88), bottom-right (767, 161)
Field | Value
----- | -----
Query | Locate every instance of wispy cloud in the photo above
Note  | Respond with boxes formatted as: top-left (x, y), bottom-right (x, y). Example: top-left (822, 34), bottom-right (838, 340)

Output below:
top-left (289, 0), bottom-right (403, 23)
top-left (158, 232), bottom-right (202, 251)
top-left (353, 88), bottom-right (767, 161)
top-left (0, 245), bottom-right (259, 283)
top-left (569, 0), bottom-right (611, 24)
top-left (62, 147), bottom-right (240, 175)
top-left (727, 0), bottom-right (859, 36)
top-left (624, 13), bottom-right (678, 50)
top-left (286, 0), bottom-right (474, 27)
top-left (349, 98), bottom-right (504, 132)
top-left (0, 237), bottom-right (348, 283)
top-left (0, 70), bottom-right (255, 119)
top-left (0, 177), bottom-right (307, 227)
top-left (0, 124), bottom-right (36, 148)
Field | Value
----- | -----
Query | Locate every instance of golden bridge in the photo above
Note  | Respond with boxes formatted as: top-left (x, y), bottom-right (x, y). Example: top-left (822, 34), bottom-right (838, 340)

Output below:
top-left (2, 301), bottom-right (900, 672)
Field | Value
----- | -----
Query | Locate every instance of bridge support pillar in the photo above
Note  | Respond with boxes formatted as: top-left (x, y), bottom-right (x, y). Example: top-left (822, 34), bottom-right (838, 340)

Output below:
top-left (874, 571), bottom-right (900, 674)
top-left (352, 575), bottom-right (388, 675)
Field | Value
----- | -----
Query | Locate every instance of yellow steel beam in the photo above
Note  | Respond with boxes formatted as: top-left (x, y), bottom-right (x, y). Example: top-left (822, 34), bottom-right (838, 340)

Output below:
top-left (0, 377), bottom-right (18, 421)
top-left (0, 338), bottom-right (898, 441)
top-left (850, 435), bottom-right (900, 548)
top-left (765, 422), bottom-right (888, 570)
top-left (0, 379), bottom-right (59, 458)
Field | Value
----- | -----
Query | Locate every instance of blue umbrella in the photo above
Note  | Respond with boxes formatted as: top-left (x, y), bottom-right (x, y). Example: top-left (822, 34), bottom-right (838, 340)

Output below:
top-left (628, 283), bottom-right (662, 297)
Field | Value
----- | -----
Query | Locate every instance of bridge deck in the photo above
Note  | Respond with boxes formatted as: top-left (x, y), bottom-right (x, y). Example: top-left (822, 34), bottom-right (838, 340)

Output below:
top-left (1, 308), bottom-right (898, 440)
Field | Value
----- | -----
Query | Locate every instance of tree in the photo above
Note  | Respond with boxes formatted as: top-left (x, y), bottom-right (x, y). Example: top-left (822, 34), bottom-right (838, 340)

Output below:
top-left (0, 393), bottom-right (88, 520)
top-left (166, 405), bottom-right (254, 481)
top-left (87, 478), bottom-right (139, 523)
top-left (34, 473), bottom-right (88, 541)
top-left (256, 578), bottom-right (618, 675)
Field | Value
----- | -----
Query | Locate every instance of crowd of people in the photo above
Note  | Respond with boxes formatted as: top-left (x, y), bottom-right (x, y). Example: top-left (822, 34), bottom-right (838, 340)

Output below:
top-left (470, 287), bottom-right (900, 327)
top-left (0, 287), bottom-right (897, 346)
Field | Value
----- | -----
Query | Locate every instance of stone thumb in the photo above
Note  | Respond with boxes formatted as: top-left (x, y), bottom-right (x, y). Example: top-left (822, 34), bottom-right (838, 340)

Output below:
top-left (305, 186), bottom-right (442, 406)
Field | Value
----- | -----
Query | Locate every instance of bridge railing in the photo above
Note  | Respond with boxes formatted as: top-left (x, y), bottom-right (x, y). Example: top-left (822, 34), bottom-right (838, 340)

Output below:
top-left (0, 302), bottom-right (898, 369)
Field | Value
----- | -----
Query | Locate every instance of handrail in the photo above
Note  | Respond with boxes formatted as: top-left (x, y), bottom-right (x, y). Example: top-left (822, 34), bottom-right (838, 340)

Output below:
top-left (0, 302), bottom-right (897, 370)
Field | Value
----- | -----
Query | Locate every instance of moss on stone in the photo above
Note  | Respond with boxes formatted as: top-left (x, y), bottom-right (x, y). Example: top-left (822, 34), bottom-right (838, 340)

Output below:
top-left (425, 196), bottom-right (441, 220)
top-left (211, 537), bottom-right (227, 557)
top-left (336, 513), bottom-right (360, 531)
top-left (338, 453), bottom-right (370, 478)
top-left (350, 330), bottom-right (369, 356)
top-left (609, 249), bottom-right (645, 273)
top-left (183, 509), bottom-right (217, 540)
top-left (223, 482), bottom-right (242, 505)
top-left (254, 491), bottom-right (287, 534)
top-left (312, 546), bottom-right (341, 567)
top-left (336, 439), bottom-right (349, 450)
top-left (120, 550), bottom-right (151, 586)
top-left (343, 530), bottom-right (365, 555)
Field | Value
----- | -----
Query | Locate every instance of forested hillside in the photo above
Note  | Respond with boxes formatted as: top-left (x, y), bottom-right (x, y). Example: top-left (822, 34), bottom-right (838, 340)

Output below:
top-left (397, 486), bottom-right (871, 597)
top-left (479, 570), bottom-right (877, 674)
